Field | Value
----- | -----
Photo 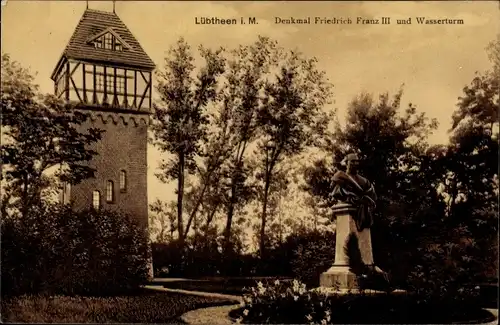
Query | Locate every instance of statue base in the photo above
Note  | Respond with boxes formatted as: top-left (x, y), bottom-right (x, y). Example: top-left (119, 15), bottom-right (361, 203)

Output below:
top-left (320, 203), bottom-right (378, 290)
top-left (320, 265), bottom-right (375, 289)
top-left (320, 265), bottom-right (357, 289)
top-left (312, 286), bottom-right (407, 297)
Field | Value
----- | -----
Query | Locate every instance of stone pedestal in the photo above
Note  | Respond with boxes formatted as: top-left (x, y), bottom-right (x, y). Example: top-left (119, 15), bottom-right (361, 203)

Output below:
top-left (320, 203), bottom-right (374, 289)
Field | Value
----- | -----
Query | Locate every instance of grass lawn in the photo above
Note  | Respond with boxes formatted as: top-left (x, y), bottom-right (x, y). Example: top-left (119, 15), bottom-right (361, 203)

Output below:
top-left (1, 288), bottom-right (234, 323)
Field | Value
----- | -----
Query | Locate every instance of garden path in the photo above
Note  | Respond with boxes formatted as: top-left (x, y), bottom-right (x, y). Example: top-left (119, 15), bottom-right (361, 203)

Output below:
top-left (484, 309), bottom-right (498, 325)
top-left (144, 285), bottom-right (243, 325)
top-left (181, 304), bottom-right (240, 325)
top-left (143, 285), bottom-right (243, 304)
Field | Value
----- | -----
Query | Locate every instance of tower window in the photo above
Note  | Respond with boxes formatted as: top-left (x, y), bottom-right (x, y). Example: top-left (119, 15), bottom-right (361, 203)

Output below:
top-left (116, 76), bottom-right (125, 93)
top-left (106, 180), bottom-right (114, 203)
top-left (94, 72), bottom-right (126, 95)
top-left (96, 74), bottom-right (104, 91)
top-left (92, 190), bottom-right (101, 210)
top-left (57, 74), bottom-right (67, 97)
top-left (120, 170), bottom-right (127, 192)
top-left (106, 75), bottom-right (114, 93)
top-left (92, 33), bottom-right (124, 51)
top-left (94, 38), bottom-right (103, 49)
top-left (64, 182), bottom-right (71, 204)
top-left (104, 33), bottom-right (113, 49)
top-left (61, 181), bottom-right (71, 205)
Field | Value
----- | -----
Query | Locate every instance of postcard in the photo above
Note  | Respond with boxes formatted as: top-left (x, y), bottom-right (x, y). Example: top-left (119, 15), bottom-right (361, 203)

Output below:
top-left (1, 1), bottom-right (498, 324)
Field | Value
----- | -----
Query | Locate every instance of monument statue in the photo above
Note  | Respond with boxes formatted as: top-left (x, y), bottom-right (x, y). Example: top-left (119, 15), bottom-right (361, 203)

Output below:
top-left (331, 153), bottom-right (377, 232)
top-left (320, 152), bottom-right (391, 291)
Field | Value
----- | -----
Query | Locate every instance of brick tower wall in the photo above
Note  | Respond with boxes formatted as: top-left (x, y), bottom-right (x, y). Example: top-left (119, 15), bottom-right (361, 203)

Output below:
top-left (70, 111), bottom-right (149, 228)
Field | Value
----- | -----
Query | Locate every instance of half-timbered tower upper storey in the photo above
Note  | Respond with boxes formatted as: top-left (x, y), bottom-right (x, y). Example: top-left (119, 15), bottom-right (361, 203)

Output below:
top-left (52, 8), bottom-right (154, 226)
top-left (50, 9), bottom-right (155, 113)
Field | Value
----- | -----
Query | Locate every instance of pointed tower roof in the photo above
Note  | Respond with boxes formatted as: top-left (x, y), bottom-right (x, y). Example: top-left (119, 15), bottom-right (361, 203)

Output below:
top-left (51, 9), bottom-right (155, 79)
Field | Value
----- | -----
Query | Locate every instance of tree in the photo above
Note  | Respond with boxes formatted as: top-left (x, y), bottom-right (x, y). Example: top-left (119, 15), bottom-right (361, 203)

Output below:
top-left (486, 33), bottom-right (500, 79)
top-left (441, 35), bottom-right (499, 220)
top-left (302, 158), bottom-right (338, 224)
top-left (257, 162), bottom-right (291, 249)
top-left (329, 90), bottom-right (439, 218)
top-left (256, 49), bottom-right (333, 258)
top-left (151, 38), bottom-right (225, 249)
top-left (304, 89), bottom-right (442, 281)
top-left (445, 71), bottom-right (498, 216)
top-left (218, 36), bottom-right (280, 256)
top-left (198, 173), bottom-right (224, 234)
top-left (149, 199), bottom-right (177, 243)
top-left (437, 36), bottom-right (499, 281)
top-left (1, 53), bottom-right (103, 217)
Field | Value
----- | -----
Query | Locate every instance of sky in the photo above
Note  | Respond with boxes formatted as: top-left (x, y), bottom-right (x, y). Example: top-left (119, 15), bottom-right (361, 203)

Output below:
top-left (2, 0), bottom-right (499, 205)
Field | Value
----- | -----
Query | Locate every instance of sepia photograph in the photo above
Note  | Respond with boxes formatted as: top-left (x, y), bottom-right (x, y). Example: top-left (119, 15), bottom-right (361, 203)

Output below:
top-left (1, 0), bottom-right (499, 324)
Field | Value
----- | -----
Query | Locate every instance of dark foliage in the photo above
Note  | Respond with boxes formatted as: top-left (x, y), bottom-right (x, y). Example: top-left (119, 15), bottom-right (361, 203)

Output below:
top-left (1, 54), bottom-right (103, 218)
top-left (1, 205), bottom-right (150, 296)
top-left (287, 230), bottom-right (336, 287)
top-left (152, 229), bottom-right (335, 282)
top-left (303, 86), bottom-right (498, 305)
top-left (153, 238), bottom-right (263, 278)
top-left (234, 280), bottom-right (495, 325)
top-left (232, 292), bottom-right (494, 325)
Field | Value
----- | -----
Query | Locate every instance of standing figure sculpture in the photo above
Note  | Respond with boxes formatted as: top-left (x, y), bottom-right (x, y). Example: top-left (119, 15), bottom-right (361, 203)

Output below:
top-left (320, 152), bottom-right (391, 291)
top-left (331, 153), bottom-right (377, 232)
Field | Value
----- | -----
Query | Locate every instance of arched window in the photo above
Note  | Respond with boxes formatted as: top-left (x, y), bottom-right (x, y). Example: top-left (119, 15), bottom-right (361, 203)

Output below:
top-left (92, 190), bottom-right (101, 210)
top-left (63, 182), bottom-right (71, 205)
top-left (106, 180), bottom-right (114, 203)
top-left (120, 170), bottom-right (127, 192)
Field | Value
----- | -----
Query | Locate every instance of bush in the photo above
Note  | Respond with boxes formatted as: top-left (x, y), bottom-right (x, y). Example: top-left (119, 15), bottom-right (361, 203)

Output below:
top-left (1, 204), bottom-right (150, 296)
top-left (152, 241), bottom-right (186, 277)
top-left (235, 279), bottom-right (411, 324)
top-left (405, 222), bottom-right (484, 308)
top-left (289, 230), bottom-right (336, 287)
top-left (237, 279), bottom-right (333, 325)
top-left (151, 229), bottom-right (335, 280)
top-left (250, 230), bottom-right (336, 281)
top-left (370, 204), bottom-right (497, 297)
top-left (152, 231), bottom-right (262, 278)
top-left (152, 238), bottom-right (224, 277)
top-left (234, 279), bottom-right (494, 324)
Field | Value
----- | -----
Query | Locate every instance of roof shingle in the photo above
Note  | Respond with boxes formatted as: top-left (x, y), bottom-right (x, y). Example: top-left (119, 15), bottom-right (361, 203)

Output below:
top-left (53, 9), bottom-right (155, 76)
